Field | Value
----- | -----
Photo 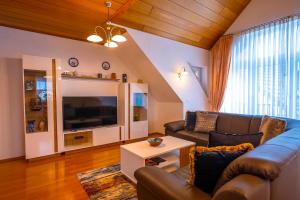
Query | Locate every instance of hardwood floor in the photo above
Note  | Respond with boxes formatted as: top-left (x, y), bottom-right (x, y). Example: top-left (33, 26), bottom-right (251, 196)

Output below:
top-left (0, 144), bottom-right (121, 200)
top-left (0, 134), bottom-right (163, 200)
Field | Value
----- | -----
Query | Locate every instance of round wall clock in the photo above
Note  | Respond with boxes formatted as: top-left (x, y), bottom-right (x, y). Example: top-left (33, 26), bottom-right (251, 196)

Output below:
top-left (102, 61), bottom-right (110, 70)
top-left (68, 57), bottom-right (79, 67)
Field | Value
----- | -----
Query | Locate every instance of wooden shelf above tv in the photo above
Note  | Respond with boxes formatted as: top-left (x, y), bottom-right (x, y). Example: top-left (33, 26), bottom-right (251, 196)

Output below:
top-left (61, 74), bottom-right (120, 81)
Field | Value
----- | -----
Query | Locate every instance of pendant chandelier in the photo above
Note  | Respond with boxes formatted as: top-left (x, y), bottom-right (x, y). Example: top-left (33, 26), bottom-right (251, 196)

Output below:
top-left (87, 1), bottom-right (127, 48)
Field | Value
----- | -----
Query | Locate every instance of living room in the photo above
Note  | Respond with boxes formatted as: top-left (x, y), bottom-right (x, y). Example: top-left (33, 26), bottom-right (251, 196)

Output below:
top-left (0, 0), bottom-right (299, 199)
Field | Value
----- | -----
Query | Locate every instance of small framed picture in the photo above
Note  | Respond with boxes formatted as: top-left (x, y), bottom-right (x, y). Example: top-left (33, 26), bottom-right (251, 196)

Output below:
top-left (102, 61), bottom-right (110, 70)
top-left (68, 57), bottom-right (79, 67)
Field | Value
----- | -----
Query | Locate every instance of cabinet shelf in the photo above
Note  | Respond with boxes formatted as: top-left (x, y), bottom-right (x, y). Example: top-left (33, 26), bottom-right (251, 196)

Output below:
top-left (61, 74), bottom-right (120, 81)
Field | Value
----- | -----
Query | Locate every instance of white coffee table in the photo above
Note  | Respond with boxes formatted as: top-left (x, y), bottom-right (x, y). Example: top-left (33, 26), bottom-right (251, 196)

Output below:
top-left (120, 136), bottom-right (195, 183)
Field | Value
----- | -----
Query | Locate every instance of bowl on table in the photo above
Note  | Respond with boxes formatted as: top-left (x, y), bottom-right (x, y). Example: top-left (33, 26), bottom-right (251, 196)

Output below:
top-left (147, 138), bottom-right (163, 147)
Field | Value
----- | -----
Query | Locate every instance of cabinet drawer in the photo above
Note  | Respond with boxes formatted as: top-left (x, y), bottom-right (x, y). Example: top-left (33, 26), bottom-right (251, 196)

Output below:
top-left (64, 131), bottom-right (92, 146)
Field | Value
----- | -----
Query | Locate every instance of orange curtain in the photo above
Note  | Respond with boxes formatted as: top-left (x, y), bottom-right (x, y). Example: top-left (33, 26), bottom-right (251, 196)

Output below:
top-left (209, 35), bottom-right (234, 112)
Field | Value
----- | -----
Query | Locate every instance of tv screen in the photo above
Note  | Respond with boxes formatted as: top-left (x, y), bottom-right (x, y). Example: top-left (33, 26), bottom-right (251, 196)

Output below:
top-left (63, 96), bottom-right (117, 131)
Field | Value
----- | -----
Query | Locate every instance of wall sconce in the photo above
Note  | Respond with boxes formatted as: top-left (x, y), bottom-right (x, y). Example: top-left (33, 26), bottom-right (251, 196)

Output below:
top-left (177, 67), bottom-right (188, 80)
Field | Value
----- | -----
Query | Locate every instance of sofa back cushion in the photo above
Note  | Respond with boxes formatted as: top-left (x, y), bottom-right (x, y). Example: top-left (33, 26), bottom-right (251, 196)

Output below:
top-left (216, 113), bottom-right (262, 134)
top-left (283, 117), bottom-right (300, 130)
top-left (248, 117), bottom-right (263, 134)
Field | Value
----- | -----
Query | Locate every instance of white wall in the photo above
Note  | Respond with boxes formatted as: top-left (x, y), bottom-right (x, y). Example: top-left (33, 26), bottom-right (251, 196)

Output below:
top-left (226, 0), bottom-right (300, 34)
top-left (0, 26), bottom-right (162, 159)
top-left (0, 25), bottom-right (210, 159)
top-left (149, 100), bottom-right (184, 133)
top-left (114, 33), bottom-right (184, 133)
top-left (0, 27), bottom-right (139, 79)
top-left (127, 28), bottom-right (210, 113)
top-left (0, 58), bottom-right (24, 160)
top-left (0, 26), bottom-right (141, 159)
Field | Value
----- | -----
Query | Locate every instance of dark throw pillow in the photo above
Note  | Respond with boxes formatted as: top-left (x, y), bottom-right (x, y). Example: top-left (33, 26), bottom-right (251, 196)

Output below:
top-left (209, 132), bottom-right (263, 148)
top-left (189, 143), bottom-right (254, 194)
top-left (185, 111), bottom-right (196, 131)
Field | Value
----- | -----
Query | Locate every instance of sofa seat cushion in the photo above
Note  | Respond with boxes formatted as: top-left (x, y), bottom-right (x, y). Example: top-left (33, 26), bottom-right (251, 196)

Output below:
top-left (209, 132), bottom-right (263, 148)
top-left (176, 130), bottom-right (209, 146)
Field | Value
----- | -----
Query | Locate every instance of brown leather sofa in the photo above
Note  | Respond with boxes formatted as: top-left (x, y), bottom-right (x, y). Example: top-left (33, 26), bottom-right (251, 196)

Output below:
top-left (164, 112), bottom-right (264, 146)
top-left (134, 112), bottom-right (300, 200)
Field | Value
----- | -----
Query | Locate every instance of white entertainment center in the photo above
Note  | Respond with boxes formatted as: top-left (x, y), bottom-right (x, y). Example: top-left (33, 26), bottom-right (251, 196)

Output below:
top-left (22, 55), bottom-right (149, 159)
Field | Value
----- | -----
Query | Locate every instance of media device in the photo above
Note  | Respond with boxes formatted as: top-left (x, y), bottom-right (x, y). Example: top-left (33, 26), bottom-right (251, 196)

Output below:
top-left (63, 96), bottom-right (117, 131)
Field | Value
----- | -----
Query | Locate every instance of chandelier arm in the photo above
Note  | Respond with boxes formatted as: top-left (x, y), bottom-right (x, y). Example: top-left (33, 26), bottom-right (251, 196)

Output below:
top-left (110, 26), bottom-right (118, 36)
top-left (94, 26), bottom-right (108, 41)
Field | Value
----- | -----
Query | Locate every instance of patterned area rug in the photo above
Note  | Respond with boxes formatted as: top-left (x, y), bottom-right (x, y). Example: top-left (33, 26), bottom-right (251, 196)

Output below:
top-left (78, 164), bottom-right (137, 200)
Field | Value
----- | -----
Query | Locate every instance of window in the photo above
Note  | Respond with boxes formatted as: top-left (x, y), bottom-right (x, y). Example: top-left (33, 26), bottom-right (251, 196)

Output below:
top-left (222, 15), bottom-right (300, 119)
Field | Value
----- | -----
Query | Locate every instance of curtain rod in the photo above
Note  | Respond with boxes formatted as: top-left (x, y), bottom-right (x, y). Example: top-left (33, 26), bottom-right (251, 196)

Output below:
top-left (226, 13), bottom-right (300, 36)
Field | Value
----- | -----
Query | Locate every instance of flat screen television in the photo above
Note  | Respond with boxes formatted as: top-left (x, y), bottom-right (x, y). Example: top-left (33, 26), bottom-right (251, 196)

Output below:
top-left (63, 96), bottom-right (117, 131)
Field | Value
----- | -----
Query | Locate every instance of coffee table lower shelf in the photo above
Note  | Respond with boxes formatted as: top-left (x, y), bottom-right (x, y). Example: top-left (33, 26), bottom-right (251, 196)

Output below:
top-left (155, 151), bottom-right (179, 168)
top-left (121, 149), bottom-right (181, 183)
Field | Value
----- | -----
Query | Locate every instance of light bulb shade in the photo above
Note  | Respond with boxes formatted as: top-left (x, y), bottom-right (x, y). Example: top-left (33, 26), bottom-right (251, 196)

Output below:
top-left (112, 34), bottom-right (127, 42)
top-left (104, 41), bottom-right (118, 48)
top-left (87, 34), bottom-right (103, 42)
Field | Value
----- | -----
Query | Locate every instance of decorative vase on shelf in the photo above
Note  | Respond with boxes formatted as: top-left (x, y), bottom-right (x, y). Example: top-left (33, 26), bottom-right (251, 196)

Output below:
top-left (38, 119), bottom-right (46, 131)
top-left (27, 120), bottom-right (35, 133)
top-left (122, 74), bottom-right (127, 83)
top-left (111, 73), bottom-right (117, 79)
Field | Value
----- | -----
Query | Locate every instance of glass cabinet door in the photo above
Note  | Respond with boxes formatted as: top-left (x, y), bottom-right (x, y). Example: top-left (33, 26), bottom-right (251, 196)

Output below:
top-left (24, 69), bottom-right (48, 133)
top-left (133, 93), bottom-right (148, 121)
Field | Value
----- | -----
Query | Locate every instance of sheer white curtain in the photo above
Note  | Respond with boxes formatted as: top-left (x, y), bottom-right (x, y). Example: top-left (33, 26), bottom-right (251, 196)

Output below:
top-left (221, 15), bottom-right (300, 119)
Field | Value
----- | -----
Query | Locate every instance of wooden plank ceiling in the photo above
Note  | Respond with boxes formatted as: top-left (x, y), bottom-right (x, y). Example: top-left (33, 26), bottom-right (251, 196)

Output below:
top-left (0, 0), bottom-right (250, 49)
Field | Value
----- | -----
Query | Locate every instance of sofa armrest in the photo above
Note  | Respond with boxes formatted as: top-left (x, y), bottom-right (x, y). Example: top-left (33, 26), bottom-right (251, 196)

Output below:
top-left (134, 167), bottom-right (210, 200)
top-left (212, 174), bottom-right (270, 200)
top-left (164, 120), bottom-right (185, 132)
